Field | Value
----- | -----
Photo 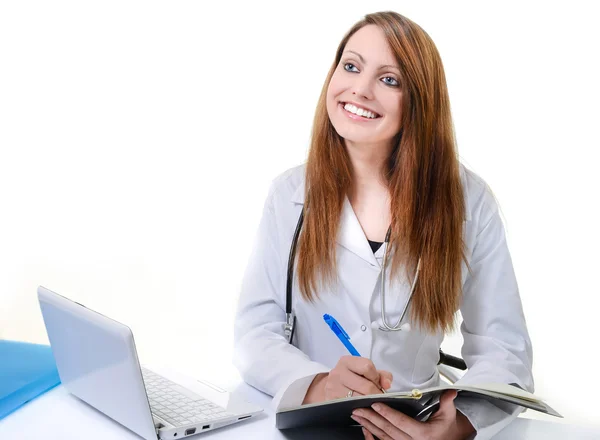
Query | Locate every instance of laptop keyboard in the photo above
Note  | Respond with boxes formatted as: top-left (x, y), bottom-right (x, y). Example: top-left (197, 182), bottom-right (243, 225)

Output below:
top-left (142, 367), bottom-right (233, 427)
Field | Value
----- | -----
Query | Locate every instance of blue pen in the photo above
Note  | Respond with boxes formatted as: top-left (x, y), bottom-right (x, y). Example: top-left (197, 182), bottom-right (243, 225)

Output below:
top-left (323, 314), bottom-right (361, 356)
top-left (324, 314), bottom-right (388, 394)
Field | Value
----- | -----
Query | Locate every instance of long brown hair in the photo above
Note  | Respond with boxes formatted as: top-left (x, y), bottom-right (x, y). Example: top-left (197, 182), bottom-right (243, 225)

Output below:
top-left (296, 11), bottom-right (468, 334)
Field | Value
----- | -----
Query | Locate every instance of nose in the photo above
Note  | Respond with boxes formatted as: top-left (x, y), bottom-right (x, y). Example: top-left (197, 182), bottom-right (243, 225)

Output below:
top-left (350, 73), bottom-right (374, 100)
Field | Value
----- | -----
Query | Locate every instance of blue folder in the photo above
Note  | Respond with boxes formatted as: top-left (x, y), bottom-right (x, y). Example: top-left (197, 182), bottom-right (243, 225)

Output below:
top-left (0, 340), bottom-right (61, 420)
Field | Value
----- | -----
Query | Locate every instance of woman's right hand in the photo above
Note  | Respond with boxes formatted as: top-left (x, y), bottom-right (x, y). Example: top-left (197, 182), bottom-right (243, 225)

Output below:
top-left (303, 356), bottom-right (393, 404)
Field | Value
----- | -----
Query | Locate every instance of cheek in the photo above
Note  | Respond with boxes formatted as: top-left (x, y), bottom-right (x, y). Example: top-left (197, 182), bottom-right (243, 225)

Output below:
top-left (381, 95), bottom-right (402, 114)
top-left (326, 81), bottom-right (343, 116)
top-left (325, 85), bottom-right (335, 107)
top-left (327, 80), bottom-right (341, 103)
top-left (327, 69), bottom-right (349, 99)
top-left (383, 96), bottom-right (403, 127)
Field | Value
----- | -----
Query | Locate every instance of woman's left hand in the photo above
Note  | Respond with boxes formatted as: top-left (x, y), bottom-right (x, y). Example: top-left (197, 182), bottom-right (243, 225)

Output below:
top-left (351, 390), bottom-right (475, 440)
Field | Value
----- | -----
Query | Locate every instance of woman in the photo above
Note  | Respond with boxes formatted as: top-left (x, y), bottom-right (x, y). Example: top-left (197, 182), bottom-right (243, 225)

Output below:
top-left (233, 11), bottom-right (533, 440)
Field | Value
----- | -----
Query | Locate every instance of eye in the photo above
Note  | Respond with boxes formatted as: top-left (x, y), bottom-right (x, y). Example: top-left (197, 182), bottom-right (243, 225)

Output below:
top-left (382, 77), bottom-right (399, 87)
top-left (343, 63), bottom-right (359, 72)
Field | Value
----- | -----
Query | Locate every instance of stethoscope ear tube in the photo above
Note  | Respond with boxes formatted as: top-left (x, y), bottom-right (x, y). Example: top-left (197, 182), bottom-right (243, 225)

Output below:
top-left (284, 209), bottom-right (305, 344)
top-left (286, 209), bottom-right (304, 314)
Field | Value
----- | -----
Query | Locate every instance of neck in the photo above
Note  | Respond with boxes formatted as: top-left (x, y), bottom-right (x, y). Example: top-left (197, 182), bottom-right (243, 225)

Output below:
top-left (345, 139), bottom-right (393, 198)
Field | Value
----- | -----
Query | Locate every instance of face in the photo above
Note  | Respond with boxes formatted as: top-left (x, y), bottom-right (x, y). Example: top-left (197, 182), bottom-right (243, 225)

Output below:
top-left (326, 25), bottom-right (404, 151)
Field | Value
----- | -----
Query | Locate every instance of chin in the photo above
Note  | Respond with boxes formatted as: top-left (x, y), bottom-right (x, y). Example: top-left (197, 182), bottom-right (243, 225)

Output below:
top-left (334, 127), bottom-right (378, 145)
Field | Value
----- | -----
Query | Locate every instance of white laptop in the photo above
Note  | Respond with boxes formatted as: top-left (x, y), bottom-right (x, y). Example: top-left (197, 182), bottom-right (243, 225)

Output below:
top-left (37, 286), bottom-right (263, 439)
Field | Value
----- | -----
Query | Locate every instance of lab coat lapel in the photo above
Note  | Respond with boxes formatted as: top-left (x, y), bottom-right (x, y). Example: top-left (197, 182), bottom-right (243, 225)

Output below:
top-left (337, 197), bottom-right (381, 268)
top-left (289, 165), bottom-right (474, 328)
top-left (291, 180), bottom-right (379, 268)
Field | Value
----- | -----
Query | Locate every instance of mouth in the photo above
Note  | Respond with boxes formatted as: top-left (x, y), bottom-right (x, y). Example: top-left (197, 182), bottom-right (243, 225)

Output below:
top-left (339, 102), bottom-right (382, 120)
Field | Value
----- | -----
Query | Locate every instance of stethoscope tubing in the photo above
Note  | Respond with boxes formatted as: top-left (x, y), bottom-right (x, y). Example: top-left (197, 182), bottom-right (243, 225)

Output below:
top-left (283, 207), bottom-right (467, 371)
top-left (285, 208), bottom-right (419, 343)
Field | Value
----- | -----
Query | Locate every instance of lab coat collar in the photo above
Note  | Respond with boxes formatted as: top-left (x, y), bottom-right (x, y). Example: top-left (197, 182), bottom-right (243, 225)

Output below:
top-left (291, 178), bottom-right (381, 268)
top-left (338, 197), bottom-right (381, 267)
top-left (290, 168), bottom-right (471, 267)
top-left (290, 169), bottom-right (472, 220)
top-left (291, 177), bottom-right (305, 205)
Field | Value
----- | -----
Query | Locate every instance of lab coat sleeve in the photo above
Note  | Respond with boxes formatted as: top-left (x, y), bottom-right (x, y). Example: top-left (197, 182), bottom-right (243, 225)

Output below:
top-left (453, 186), bottom-right (534, 440)
top-left (232, 183), bottom-right (330, 409)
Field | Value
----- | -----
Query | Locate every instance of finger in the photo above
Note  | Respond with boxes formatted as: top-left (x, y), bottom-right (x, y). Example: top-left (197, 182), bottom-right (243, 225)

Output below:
top-left (328, 386), bottom-right (355, 400)
top-left (342, 356), bottom-right (381, 385)
top-left (430, 390), bottom-right (457, 420)
top-left (442, 390), bottom-right (458, 405)
top-left (370, 403), bottom-right (425, 439)
top-left (340, 368), bottom-right (387, 396)
top-left (378, 370), bottom-right (393, 390)
top-left (362, 427), bottom-right (375, 440)
top-left (352, 413), bottom-right (409, 440)
top-left (323, 381), bottom-right (366, 400)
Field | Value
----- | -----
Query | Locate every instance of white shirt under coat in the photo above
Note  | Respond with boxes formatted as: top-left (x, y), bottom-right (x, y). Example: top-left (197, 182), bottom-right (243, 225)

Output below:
top-left (233, 163), bottom-right (534, 440)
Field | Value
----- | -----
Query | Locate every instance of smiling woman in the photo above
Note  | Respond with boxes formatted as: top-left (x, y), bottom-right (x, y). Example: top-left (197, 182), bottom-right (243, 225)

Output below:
top-left (300, 14), bottom-right (465, 335)
top-left (326, 25), bottom-right (403, 149)
top-left (233, 10), bottom-right (534, 440)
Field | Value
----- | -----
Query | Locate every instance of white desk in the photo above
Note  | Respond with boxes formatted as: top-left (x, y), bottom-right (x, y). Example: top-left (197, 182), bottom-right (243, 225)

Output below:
top-left (0, 382), bottom-right (598, 440)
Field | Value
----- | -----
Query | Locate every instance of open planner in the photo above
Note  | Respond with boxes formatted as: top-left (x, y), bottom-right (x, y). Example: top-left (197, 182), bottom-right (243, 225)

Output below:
top-left (276, 382), bottom-right (561, 430)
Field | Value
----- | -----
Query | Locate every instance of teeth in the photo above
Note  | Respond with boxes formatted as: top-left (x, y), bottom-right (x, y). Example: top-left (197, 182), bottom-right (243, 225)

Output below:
top-left (343, 103), bottom-right (378, 119)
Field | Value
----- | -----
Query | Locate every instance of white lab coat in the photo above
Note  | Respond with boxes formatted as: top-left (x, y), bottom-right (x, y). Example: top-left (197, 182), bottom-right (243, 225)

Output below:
top-left (233, 163), bottom-right (534, 440)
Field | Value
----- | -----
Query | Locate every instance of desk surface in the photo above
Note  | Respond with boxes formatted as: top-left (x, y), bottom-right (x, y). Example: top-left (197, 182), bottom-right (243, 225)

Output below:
top-left (1, 381), bottom-right (598, 440)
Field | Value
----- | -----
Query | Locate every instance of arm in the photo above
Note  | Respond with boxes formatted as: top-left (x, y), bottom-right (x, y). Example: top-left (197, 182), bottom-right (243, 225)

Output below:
top-left (232, 183), bottom-right (329, 408)
top-left (454, 186), bottom-right (534, 439)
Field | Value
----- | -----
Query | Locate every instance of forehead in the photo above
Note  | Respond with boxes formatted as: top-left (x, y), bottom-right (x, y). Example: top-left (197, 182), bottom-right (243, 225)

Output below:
top-left (343, 24), bottom-right (397, 66)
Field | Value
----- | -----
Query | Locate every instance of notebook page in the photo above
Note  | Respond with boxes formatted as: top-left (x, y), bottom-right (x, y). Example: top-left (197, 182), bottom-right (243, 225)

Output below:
top-left (461, 383), bottom-right (542, 402)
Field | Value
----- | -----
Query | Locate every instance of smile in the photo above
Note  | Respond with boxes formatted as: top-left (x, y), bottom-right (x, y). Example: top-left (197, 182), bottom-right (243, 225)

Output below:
top-left (339, 102), bottom-right (381, 120)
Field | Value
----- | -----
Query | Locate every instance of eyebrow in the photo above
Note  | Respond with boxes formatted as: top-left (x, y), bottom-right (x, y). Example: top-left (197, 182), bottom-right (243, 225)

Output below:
top-left (343, 50), bottom-right (400, 71)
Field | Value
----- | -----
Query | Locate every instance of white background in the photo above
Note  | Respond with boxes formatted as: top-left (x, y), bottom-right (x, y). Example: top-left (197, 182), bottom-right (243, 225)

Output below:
top-left (1, 0), bottom-right (598, 429)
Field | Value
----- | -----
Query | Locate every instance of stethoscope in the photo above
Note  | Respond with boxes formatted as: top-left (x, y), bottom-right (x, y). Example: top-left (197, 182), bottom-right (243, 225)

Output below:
top-left (284, 208), bottom-right (422, 344)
